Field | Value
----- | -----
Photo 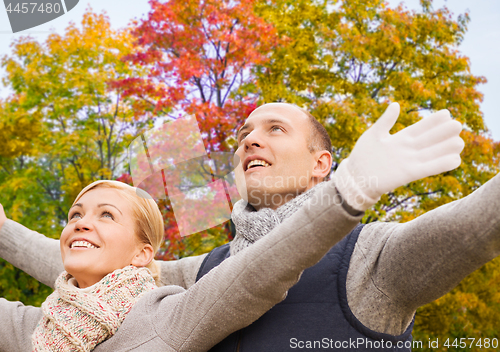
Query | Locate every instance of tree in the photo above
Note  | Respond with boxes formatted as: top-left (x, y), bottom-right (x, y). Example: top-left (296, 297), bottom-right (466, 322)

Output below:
top-left (115, 0), bottom-right (279, 152)
top-left (0, 9), bottom-right (151, 305)
top-left (112, 0), bottom-right (281, 258)
top-left (256, 0), bottom-right (489, 220)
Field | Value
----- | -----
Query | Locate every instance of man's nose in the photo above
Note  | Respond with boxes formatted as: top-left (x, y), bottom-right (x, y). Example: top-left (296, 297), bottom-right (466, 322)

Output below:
top-left (243, 130), bottom-right (263, 150)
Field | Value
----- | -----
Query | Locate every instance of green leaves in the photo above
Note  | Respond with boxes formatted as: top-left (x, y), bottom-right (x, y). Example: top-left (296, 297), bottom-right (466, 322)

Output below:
top-left (0, 260), bottom-right (52, 307)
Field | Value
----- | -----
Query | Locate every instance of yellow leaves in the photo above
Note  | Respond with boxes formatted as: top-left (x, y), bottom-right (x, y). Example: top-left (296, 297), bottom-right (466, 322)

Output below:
top-left (460, 130), bottom-right (498, 169)
top-left (0, 101), bottom-right (42, 158)
top-left (415, 257), bottom-right (500, 347)
top-left (259, 0), bottom-right (492, 233)
top-left (325, 100), bottom-right (366, 150)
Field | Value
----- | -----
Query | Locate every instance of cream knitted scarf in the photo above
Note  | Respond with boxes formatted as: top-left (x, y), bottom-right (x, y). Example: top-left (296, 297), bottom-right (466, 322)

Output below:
top-left (230, 182), bottom-right (326, 255)
top-left (32, 265), bottom-right (157, 352)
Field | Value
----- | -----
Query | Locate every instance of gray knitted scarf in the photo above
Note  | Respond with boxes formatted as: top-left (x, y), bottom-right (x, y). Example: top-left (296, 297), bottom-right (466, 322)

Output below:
top-left (230, 182), bottom-right (326, 255)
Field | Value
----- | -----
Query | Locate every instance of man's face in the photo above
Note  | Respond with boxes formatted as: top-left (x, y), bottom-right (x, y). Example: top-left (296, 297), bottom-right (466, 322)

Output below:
top-left (234, 103), bottom-right (319, 210)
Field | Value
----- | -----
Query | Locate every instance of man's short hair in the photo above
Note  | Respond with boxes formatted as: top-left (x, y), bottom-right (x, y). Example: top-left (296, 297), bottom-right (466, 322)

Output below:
top-left (284, 104), bottom-right (332, 154)
top-left (284, 104), bottom-right (332, 181)
top-left (304, 109), bottom-right (332, 154)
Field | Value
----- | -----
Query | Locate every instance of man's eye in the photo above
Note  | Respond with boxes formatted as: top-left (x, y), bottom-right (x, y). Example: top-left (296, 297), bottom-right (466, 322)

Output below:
top-left (271, 126), bottom-right (282, 132)
top-left (102, 211), bottom-right (114, 220)
top-left (239, 133), bottom-right (249, 142)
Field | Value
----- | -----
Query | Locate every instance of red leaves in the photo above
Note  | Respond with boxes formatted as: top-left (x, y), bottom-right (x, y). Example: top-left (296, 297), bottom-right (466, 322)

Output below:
top-left (109, 0), bottom-right (280, 256)
top-left (114, 0), bottom-right (278, 153)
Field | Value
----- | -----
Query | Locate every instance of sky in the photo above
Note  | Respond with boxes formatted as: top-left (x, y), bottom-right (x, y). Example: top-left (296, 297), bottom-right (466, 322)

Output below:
top-left (1, 0), bottom-right (499, 140)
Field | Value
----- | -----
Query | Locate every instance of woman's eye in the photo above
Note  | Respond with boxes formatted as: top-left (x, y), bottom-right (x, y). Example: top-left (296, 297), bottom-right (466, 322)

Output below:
top-left (70, 212), bottom-right (82, 220)
top-left (102, 211), bottom-right (114, 220)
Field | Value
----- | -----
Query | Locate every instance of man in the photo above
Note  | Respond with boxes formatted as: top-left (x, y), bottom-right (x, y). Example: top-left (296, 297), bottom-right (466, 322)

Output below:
top-left (1, 102), bottom-right (499, 351)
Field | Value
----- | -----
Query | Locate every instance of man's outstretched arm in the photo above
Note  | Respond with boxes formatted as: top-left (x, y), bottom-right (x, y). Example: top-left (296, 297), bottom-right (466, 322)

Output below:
top-left (0, 205), bottom-right (204, 289)
top-left (347, 171), bottom-right (500, 336)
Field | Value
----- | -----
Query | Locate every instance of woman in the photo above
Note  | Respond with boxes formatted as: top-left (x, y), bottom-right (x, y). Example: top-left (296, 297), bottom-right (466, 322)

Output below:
top-left (0, 179), bottom-right (360, 351)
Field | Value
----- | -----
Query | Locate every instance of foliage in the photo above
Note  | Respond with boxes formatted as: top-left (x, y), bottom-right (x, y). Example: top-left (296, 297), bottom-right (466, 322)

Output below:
top-left (112, 0), bottom-right (281, 258)
top-left (114, 0), bottom-right (279, 152)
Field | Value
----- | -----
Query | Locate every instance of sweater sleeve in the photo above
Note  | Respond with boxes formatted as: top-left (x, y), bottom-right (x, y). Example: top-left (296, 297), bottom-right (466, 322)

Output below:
top-left (0, 298), bottom-right (43, 352)
top-left (347, 171), bottom-right (500, 335)
top-left (0, 220), bottom-right (63, 288)
top-left (157, 254), bottom-right (207, 289)
top-left (150, 180), bottom-right (364, 351)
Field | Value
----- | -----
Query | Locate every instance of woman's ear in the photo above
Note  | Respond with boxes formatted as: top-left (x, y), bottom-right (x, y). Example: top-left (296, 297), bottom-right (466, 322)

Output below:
top-left (131, 244), bottom-right (155, 268)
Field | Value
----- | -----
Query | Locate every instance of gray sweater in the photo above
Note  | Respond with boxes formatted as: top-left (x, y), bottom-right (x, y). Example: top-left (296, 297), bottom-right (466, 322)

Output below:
top-left (1, 173), bottom-right (500, 345)
top-left (0, 180), bottom-right (363, 351)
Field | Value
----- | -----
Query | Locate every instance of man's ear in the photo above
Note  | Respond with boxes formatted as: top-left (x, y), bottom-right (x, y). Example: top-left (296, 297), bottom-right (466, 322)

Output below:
top-left (312, 150), bottom-right (332, 179)
top-left (131, 244), bottom-right (155, 268)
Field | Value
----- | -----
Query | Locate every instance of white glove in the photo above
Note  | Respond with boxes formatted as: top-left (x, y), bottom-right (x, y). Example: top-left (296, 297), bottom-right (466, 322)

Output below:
top-left (333, 102), bottom-right (465, 211)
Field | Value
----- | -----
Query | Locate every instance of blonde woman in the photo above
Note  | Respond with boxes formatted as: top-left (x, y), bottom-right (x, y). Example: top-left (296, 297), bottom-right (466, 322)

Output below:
top-left (0, 179), bottom-right (361, 351)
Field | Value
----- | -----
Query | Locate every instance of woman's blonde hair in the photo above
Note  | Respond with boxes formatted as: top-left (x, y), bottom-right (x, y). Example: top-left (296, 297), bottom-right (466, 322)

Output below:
top-left (73, 180), bottom-right (164, 284)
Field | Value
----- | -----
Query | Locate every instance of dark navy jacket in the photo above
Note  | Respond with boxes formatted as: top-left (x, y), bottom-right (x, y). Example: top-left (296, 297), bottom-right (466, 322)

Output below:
top-left (196, 224), bottom-right (414, 351)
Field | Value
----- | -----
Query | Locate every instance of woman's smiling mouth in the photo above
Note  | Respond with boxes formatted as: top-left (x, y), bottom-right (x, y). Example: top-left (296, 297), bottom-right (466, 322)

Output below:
top-left (70, 240), bottom-right (99, 249)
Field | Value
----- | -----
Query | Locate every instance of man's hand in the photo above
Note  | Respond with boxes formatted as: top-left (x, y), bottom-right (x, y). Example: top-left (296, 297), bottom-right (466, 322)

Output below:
top-left (0, 203), bottom-right (7, 231)
top-left (334, 102), bottom-right (465, 211)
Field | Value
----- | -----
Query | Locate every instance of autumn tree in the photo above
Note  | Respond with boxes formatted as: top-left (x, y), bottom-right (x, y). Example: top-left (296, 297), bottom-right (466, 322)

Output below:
top-left (0, 9), bottom-right (151, 305)
top-left (112, 0), bottom-right (281, 258)
top-left (256, 0), bottom-right (492, 219)
top-left (116, 0), bottom-right (279, 152)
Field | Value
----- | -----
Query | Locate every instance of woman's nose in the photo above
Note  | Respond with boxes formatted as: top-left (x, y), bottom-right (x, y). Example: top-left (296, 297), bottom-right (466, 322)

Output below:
top-left (75, 218), bottom-right (92, 232)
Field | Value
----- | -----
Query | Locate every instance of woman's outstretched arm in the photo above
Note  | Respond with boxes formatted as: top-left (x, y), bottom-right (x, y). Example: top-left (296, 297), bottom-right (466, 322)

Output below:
top-left (0, 217), bottom-right (63, 288)
top-left (0, 205), bottom-right (204, 289)
top-left (161, 181), bottom-right (363, 351)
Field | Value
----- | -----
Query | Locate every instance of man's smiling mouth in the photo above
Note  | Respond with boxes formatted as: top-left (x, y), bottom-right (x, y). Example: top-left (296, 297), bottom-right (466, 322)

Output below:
top-left (246, 159), bottom-right (271, 170)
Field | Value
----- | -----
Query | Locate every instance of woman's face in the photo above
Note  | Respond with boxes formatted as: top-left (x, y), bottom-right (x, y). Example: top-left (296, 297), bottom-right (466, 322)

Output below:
top-left (60, 187), bottom-right (145, 288)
